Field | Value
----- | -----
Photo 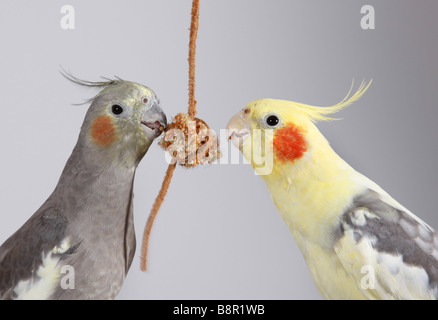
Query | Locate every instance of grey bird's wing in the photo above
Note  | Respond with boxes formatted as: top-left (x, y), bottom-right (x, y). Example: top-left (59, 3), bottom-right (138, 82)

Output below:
top-left (333, 189), bottom-right (438, 300)
top-left (0, 204), bottom-right (76, 299)
top-left (123, 182), bottom-right (136, 274)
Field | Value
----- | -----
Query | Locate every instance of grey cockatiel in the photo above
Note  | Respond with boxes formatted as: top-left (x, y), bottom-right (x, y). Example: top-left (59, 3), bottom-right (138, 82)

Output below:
top-left (0, 76), bottom-right (167, 299)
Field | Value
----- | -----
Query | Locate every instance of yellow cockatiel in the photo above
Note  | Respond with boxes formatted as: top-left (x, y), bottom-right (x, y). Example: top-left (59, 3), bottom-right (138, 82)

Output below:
top-left (227, 82), bottom-right (438, 300)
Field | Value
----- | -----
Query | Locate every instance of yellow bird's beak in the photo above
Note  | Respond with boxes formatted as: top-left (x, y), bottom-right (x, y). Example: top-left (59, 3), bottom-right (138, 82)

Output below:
top-left (226, 107), bottom-right (251, 150)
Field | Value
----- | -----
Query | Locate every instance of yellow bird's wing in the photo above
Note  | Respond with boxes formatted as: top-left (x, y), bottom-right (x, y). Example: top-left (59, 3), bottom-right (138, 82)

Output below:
top-left (333, 189), bottom-right (438, 300)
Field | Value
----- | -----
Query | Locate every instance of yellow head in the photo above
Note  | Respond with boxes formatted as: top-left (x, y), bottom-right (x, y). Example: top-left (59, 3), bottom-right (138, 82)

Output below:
top-left (227, 81), bottom-right (371, 177)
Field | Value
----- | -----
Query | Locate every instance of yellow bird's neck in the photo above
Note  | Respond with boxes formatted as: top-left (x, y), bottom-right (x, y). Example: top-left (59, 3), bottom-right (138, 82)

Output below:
top-left (261, 136), bottom-right (363, 248)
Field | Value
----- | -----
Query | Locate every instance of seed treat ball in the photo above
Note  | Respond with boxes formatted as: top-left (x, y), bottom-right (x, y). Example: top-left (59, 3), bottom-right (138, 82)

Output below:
top-left (158, 113), bottom-right (221, 168)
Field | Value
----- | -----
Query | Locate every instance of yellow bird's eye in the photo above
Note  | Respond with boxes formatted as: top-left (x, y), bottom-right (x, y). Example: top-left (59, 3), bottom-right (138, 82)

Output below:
top-left (266, 115), bottom-right (279, 127)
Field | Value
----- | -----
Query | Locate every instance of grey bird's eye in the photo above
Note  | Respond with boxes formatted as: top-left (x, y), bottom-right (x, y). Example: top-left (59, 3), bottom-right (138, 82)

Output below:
top-left (111, 104), bottom-right (124, 115)
top-left (266, 115), bottom-right (279, 127)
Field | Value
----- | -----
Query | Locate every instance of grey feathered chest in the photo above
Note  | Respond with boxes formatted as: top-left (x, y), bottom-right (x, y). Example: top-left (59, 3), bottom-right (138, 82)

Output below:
top-left (0, 149), bottom-right (137, 300)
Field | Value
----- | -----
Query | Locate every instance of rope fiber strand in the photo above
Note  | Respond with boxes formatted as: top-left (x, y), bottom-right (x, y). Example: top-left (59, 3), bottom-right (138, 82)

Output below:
top-left (188, 0), bottom-right (200, 118)
top-left (140, 0), bottom-right (201, 271)
top-left (140, 163), bottom-right (176, 271)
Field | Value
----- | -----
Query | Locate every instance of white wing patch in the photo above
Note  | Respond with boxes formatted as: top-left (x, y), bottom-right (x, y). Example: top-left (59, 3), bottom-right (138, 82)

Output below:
top-left (334, 226), bottom-right (379, 299)
top-left (350, 208), bottom-right (378, 226)
top-left (13, 239), bottom-right (70, 300)
top-left (52, 237), bottom-right (71, 255)
top-left (376, 252), bottom-right (432, 299)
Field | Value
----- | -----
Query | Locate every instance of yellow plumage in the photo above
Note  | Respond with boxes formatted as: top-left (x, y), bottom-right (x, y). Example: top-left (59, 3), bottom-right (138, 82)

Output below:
top-left (227, 82), bottom-right (438, 300)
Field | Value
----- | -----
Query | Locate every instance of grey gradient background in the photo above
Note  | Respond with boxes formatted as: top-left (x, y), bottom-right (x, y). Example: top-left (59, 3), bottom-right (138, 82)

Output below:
top-left (0, 0), bottom-right (437, 299)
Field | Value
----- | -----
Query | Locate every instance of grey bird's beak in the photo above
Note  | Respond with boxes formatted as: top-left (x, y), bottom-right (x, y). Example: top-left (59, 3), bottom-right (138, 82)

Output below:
top-left (141, 99), bottom-right (167, 140)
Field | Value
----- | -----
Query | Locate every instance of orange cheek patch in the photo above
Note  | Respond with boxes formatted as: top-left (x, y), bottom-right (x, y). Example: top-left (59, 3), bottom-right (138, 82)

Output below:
top-left (273, 123), bottom-right (307, 163)
top-left (90, 115), bottom-right (116, 146)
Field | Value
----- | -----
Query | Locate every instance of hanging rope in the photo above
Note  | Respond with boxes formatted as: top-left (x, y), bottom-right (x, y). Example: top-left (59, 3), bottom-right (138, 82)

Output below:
top-left (140, 162), bottom-right (176, 271)
top-left (188, 0), bottom-right (200, 118)
top-left (140, 0), bottom-right (219, 271)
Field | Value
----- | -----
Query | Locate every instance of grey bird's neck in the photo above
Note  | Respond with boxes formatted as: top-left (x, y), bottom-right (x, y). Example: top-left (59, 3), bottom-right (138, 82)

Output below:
top-left (52, 140), bottom-right (138, 231)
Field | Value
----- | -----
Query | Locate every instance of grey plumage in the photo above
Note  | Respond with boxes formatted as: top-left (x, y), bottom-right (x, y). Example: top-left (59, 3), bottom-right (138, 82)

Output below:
top-left (0, 77), bottom-right (166, 299)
